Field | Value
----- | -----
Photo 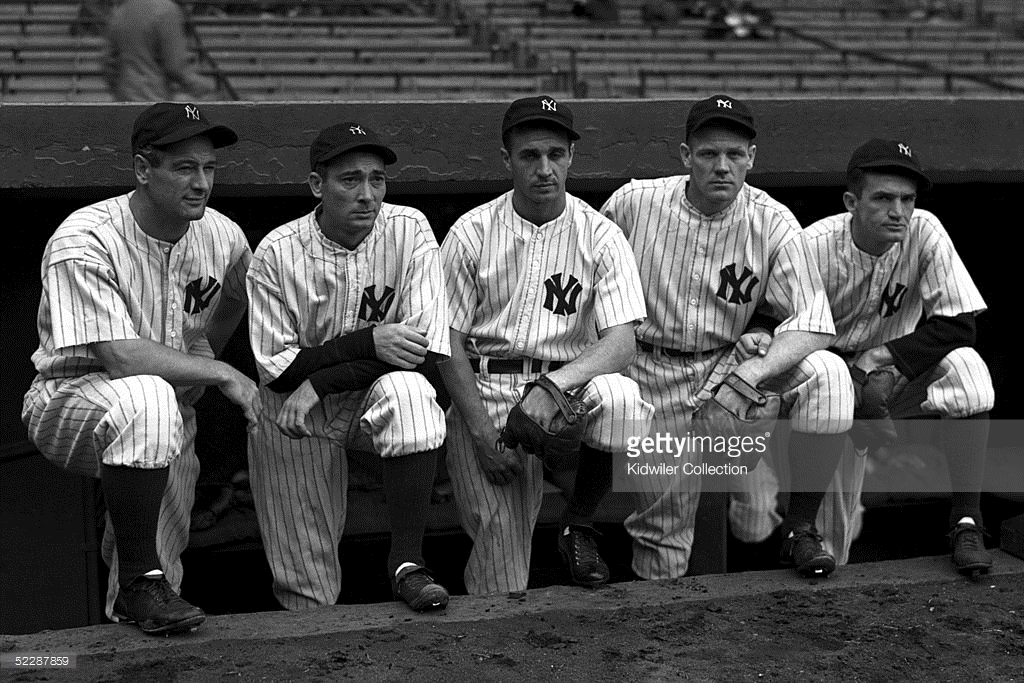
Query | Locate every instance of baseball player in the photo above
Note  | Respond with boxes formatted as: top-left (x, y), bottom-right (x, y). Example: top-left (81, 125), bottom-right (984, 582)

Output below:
top-left (21, 102), bottom-right (259, 635)
top-left (798, 138), bottom-right (995, 576)
top-left (439, 95), bottom-right (653, 595)
top-left (600, 94), bottom-right (856, 580)
top-left (246, 122), bottom-right (451, 611)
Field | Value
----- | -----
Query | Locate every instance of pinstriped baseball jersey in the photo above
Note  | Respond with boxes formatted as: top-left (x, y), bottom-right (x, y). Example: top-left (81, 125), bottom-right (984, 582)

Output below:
top-left (442, 191), bottom-right (647, 360)
top-left (246, 202), bottom-right (449, 608)
top-left (600, 177), bottom-right (835, 349)
top-left (27, 192), bottom-right (250, 385)
top-left (803, 209), bottom-right (986, 352)
top-left (247, 203), bottom-right (448, 384)
top-left (21, 190), bottom-right (250, 620)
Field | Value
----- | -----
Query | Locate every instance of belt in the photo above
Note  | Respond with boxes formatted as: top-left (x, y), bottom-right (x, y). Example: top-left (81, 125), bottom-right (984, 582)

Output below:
top-left (636, 339), bottom-right (723, 360)
top-left (469, 357), bottom-right (566, 374)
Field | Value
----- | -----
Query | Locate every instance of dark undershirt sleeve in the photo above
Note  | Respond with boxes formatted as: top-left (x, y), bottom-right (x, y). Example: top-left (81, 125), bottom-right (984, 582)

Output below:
top-left (885, 313), bottom-right (977, 380)
top-left (746, 312), bottom-right (783, 333)
top-left (305, 352), bottom-right (451, 411)
top-left (266, 327), bottom-right (376, 393)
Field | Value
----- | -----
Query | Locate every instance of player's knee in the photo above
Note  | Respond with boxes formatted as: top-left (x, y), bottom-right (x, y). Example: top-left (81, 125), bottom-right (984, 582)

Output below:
top-left (802, 350), bottom-right (855, 402)
top-left (587, 373), bottom-right (652, 421)
top-left (102, 375), bottom-right (183, 467)
top-left (932, 347), bottom-right (995, 417)
top-left (367, 370), bottom-right (435, 405)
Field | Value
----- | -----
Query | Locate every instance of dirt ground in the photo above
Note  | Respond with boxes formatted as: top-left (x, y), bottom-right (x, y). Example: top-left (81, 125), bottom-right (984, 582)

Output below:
top-left (3, 567), bottom-right (1022, 683)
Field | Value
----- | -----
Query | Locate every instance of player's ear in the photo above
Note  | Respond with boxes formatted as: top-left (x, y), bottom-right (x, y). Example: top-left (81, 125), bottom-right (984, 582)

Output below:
top-left (843, 191), bottom-right (858, 213)
top-left (500, 146), bottom-right (512, 173)
top-left (747, 143), bottom-right (756, 168)
top-left (679, 142), bottom-right (692, 169)
top-left (133, 154), bottom-right (151, 186)
top-left (308, 171), bottom-right (323, 199)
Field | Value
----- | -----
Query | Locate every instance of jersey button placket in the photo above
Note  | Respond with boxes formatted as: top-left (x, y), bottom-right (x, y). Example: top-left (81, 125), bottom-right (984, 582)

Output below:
top-left (516, 228), bottom-right (543, 352)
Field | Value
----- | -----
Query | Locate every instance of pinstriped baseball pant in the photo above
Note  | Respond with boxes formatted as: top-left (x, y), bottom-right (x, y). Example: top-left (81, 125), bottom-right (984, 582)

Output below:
top-left (626, 346), bottom-right (854, 580)
top-left (22, 373), bottom-right (197, 621)
top-left (817, 346), bottom-right (995, 565)
top-left (447, 372), bottom-right (653, 595)
top-left (247, 371), bottom-right (446, 610)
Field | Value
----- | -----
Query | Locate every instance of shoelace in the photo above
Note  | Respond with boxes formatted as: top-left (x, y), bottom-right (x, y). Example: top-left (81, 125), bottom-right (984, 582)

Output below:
top-left (137, 578), bottom-right (180, 606)
top-left (568, 527), bottom-right (602, 565)
top-left (399, 569), bottom-right (437, 594)
top-left (950, 524), bottom-right (986, 550)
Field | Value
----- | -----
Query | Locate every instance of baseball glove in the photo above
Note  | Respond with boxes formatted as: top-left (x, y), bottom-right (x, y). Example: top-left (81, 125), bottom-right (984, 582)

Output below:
top-left (691, 373), bottom-right (780, 469)
top-left (499, 375), bottom-right (590, 472)
top-left (849, 365), bottom-right (899, 452)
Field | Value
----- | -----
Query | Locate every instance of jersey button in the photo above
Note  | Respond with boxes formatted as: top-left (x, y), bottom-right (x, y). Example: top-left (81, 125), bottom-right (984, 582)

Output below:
top-left (690, 298), bottom-right (697, 305)
top-left (691, 273), bottom-right (699, 280)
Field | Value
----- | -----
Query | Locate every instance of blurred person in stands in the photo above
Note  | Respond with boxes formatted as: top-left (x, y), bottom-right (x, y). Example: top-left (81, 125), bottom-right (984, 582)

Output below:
top-left (71, 0), bottom-right (113, 37)
top-left (102, 0), bottom-right (217, 102)
top-left (642, 0), bottom-right (680, 25)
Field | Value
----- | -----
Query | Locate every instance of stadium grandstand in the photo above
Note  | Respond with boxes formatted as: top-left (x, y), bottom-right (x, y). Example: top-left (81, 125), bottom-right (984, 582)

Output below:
top-left (1, 0), bottom-right (1024, 101)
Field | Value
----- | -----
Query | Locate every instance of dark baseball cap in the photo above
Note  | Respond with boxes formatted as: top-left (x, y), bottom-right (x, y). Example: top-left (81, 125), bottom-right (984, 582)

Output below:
top-left (131, 102), bottom-right (238, 152)
top-left (309, 122), bottom-right (398, 169)
top-left (685, 94), bottom-right (756, 140)
top-left (501, 95), bottom-right (581, 141)
top-left (847, 138), bottom-right (933, 191)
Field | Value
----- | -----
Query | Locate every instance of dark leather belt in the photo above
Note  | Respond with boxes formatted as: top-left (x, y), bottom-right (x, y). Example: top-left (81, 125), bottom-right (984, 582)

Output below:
top-left (469, 357), bottom-right (566, 374)
top-left (637, 339), bottom-right (723, 359)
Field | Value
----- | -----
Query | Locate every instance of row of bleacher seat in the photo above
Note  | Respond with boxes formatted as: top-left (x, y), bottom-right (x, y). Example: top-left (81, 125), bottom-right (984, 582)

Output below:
top-left (1, 0), bottom-right (1023, 101)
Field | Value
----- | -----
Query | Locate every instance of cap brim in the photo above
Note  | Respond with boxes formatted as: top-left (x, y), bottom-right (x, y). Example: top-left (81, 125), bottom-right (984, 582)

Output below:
top-left (688, 113), bottom-right (756, 139)
top-left (316, 142), bottom-right (398, 166)
top-left (152, 122), bottom-right (239, 149)
top-left (503, 114), bottom-right (581, 140)
top-left (856, 161), bottom-right (933, 191)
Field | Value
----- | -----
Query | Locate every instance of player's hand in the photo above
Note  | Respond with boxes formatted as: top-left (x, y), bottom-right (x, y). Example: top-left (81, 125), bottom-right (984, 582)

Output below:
top-left (519, 383), bottom-right (560, 432)
top-left (473, 426), bottom-right (524, 486)
top-left (736, 331), bottom-right (772, 361)
top-left (218, 365), bottom-right (262, 432)
top-left (275, 380), bottom-right (320, 439)
top-left (373, 324), bottom-right (429, 369)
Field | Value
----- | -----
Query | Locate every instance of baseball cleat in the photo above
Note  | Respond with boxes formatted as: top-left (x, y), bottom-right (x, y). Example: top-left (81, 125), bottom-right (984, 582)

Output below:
top-left (558, 524), bottom-right (610, 588)
top-left (948, 522), bottom-right (993, 579)
top-left (780, 523), bottom-right (836, 578)
top-left (394, 564), bottom-right (449, 612)
top-left (112, 574), bottom-right (206, 635)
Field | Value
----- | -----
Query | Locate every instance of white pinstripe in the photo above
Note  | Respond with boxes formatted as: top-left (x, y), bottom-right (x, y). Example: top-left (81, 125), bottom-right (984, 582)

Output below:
top-left (441, 191), bottom-right (652, 595)
top-left (246, 204), bottom-right (448, 609)
top-left (21, 192), bottom-right (250, 619)
top-left (601, 177), bottom-right (854, 579)
top-left (801, 210), bottom-right (993, 565)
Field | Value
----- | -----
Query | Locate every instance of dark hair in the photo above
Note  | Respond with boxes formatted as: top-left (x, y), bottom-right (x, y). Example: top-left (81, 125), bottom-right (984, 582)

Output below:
top-left (133, 144), bottom-right (166, 168)
top-left (846, 166), bottom-right (919, 197)
top-left (502, 121), bottom-right (573, 152)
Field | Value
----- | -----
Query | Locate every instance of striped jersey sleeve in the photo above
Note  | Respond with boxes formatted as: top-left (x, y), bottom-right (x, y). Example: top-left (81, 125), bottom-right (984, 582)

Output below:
top-left (391, 206), bottom-right (451, 356)
top-left (43, 209), bottom-right (140, 351)
top-left (763, 209), bottom-right (836, 337)
top-left (589, 207), bottom-right (647, 331)
top-left (247, 223), bottom-right (303, 384)
top-left (439, 213), bottom-right (479, 337)
top-left (916, 210), bottom-right (986, 318)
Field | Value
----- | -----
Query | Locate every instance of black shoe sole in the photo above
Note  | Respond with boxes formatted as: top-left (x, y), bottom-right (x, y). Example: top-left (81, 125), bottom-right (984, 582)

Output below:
top-left (558, 547), bottom-right (610, 588)
top-left (398, 585), bottom-right (450, 612)
top-left (796, 556), bottom-right (836, 578)
top-left (114, 611), bottom-right (206, 635)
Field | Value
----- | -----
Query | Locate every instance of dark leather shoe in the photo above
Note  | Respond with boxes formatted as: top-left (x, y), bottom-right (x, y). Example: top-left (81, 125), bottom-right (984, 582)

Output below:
top-left (558, 524), bottom-right (610, 588)
top-left (779, 523), bottom-right (836, 578)
top-left (112, 574), bottom-right (205, 635)
top-left (393, 564), bottom-right (449, 612)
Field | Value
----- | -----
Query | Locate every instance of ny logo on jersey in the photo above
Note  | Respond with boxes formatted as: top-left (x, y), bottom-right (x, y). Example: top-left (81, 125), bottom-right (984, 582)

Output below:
top-left (716, 264), bottom-right (759, 305)
top-left (350, 125), bottom-right (365, 135)
top-left (541, 99), bottom-right (557, 111)
top-left (897, 143), bottom-right (912, 157)
top-left (184, 105), bottom-right (200, 121)
top-left (717, 99), bottom-right (732, 109)
top-left (543, 272), bottom-right (583, 316)
top-left (183, 276), bottom-right (221, 314)
top-left (879, 282), bottom-right (908, 318)
top-left (358, 284), bottom-right (396, 323)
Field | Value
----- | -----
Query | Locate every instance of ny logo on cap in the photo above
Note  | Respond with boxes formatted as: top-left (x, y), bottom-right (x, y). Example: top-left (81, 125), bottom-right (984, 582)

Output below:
top-left (541, 99), bottom-right (557, 112)
top-left (350, 125), bottom-right (365, 135)
top-left (185, 105), bottom-right (200, 121)
top-left (897, 143), bottom-right (912, 157)
top-left (716, 99), bottom-right (732, 109)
